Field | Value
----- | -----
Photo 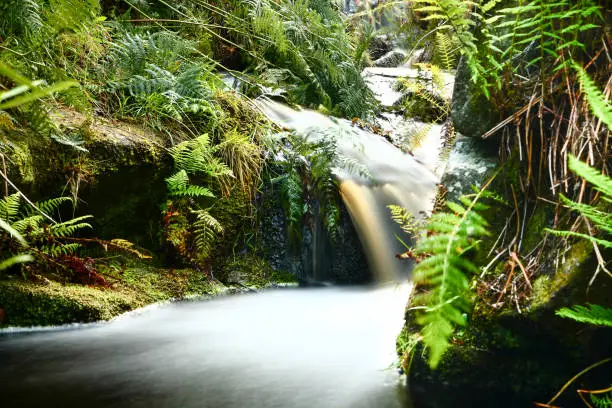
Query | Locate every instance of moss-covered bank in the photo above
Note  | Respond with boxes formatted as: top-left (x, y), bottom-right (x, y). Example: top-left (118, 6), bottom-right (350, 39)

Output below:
top-left (0, 258), bottom-right (297, 327)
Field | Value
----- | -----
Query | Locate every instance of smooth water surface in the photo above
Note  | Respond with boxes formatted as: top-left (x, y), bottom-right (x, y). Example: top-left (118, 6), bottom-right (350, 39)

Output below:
top-left (0, 284), bottom-right (413, 408)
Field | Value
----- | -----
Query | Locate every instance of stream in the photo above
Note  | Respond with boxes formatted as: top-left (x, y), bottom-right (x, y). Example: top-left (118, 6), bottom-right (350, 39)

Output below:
top-left (0, 284), bottom-right (413, 408)
top-left (0, 68), bottom-right (446, 407)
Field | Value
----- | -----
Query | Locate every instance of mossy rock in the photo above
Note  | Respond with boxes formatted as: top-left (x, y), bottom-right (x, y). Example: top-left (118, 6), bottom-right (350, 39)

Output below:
top-left (403, 240), bottom-right (612, 407)
top-left (0, 279), bottom-right (145, 326)
top-left (450, 57), bottom-right (499, 138)
top-left (2, 108), bottom-right (173, 249)
top-left (218, 253), bottom-right (297, 288)
top-left (0, 265), bottom-right (227, 327)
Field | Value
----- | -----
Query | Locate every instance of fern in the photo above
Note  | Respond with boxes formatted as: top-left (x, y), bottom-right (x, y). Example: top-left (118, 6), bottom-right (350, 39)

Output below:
top-left (556, 304), bottom-right (612, 327)
top-left (591, 390), bottom-right (612, 408)
top-left (278, 167), bottom-right (305, 245)
top-left (575, 64), bottom-right (612, 130)
top-left (192, 209), bottom-right (224, 260)
top-left (166, 170), bottom-right (215, 198)
top-left (435, 32), bottom-right (459, 71)
top-left (410, 187), bottom-right (494, 368)
top-left (0, 0), bottom-right (43, 38)
top-left (388, 204), bottom-right (420, 235)
top-left (546, 155), bottom-right (612, 249)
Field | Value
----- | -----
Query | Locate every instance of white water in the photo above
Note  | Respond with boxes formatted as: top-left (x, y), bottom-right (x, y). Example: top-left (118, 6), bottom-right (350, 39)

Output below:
top-left (0, 284), bottom-right (413, 408)
top-left (256, 66), bottom-right (447, 280)
top-left (0, 68), bottom-right (448, 408)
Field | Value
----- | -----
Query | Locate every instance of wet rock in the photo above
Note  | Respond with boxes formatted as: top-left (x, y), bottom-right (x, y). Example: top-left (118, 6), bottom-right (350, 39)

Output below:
top-left (258, 174), bottom-right (370, 285)
top-left (450, 57), bottom-right (499, 138)
top-left (2, 108), bottom-right (172, 249)
top-left (373, 49), bottom-right (408, 68)
top-left (368, 35), bottom-right (394, 60)
top-left (440, 136), bottom-right (498, 202)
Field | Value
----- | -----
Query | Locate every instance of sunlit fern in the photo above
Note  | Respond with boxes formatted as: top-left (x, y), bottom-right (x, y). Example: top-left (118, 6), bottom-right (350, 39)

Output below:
top-left (557, 304), bottom-right (612, 327)
top-left (402, 186), bottom-right (497, 368)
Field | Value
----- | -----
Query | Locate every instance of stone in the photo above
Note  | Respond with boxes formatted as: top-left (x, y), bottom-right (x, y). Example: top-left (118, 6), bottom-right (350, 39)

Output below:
top-left (440, 135), bottom-right (499, 202)
top-left (373, 49), bottom-right (408, 68)
top-left (368, 35), bottom-right (393, 60)
top-left (450, 57), bottom-right (499, 138)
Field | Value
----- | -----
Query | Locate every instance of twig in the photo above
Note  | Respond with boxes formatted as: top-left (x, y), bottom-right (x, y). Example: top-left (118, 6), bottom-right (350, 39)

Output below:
top-left (544, 358), bottom-right (612, 407)
top-left (510, 251), bottom-right (532, 290)
top-left (0, 153), bottom-right (7, 197)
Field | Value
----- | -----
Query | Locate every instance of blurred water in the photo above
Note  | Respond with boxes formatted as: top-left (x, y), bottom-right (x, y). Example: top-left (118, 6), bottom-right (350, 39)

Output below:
top-left (0, 284), bottom-right (414, 408)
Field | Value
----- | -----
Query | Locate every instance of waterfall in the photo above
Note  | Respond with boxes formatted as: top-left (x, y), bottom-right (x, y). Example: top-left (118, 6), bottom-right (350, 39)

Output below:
top-left (257, 92), bottom-right (444, 282)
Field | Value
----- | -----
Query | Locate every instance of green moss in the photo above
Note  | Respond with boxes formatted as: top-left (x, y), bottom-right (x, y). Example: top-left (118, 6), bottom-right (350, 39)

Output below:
top-left (521, 205), bottom-right (550, 253)
top-left (220, 253), bottom-right (297, 288)
top-left (0, 279), bottom-right (145, 326)
top-left (0, 265), bottom-right (226, 327)
top-left (529, 239), bottom-right (592, 310)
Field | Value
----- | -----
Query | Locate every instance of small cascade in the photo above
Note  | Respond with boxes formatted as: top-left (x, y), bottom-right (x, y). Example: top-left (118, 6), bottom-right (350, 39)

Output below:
top-left (257, 76), bottom-right (446, 281)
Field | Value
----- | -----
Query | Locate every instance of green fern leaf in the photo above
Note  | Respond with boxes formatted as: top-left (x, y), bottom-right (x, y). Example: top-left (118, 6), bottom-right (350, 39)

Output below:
top-left (557, 304), bottom-right (612, 327)
top-left (575, 64), bottom-right (612, 129)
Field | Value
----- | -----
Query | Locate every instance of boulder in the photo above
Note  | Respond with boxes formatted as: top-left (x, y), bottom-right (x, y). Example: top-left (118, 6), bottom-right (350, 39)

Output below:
top-left (373, 49), bottom-right (408, 68)
top-left (450, 57), bottom-right (499, 138)
top-left (368, 35), bottom-right (394, 60)
top-left (2, 108), bottom-right (173, 249)
top-left (440, 135), bottom-right (498, 202)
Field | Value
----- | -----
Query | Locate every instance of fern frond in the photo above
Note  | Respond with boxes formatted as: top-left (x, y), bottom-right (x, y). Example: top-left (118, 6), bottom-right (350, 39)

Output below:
top-left (388, 205), bottom-right (420, 235)
top-left (50, 215), bottom-right (93, 237)
top-left (191, 209), bottom-right (223, 259)
top-left (42, 242), bottom-right (82, 257)
top-left (32, 197), bottom-right (73, 216)
top-left (410, 185), bottom-right (492, 368)
top-left (435, 32), bottom-right (458, 70)
top-left (0, 193), bottom-right (22, 223)
top-left (0, 254), bottom-right (34, 271)
top-left (556, 304), bottom-right (612, 327)
top-left (590, 390), bottom-right (612, 408)
top-left (574, 64), bottom-right (612, 129)
top-left (545, 155), bottom-right (612, 249)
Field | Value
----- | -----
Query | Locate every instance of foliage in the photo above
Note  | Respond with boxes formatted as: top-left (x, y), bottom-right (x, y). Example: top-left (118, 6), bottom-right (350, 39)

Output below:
top-left (0, 194), bottom-right (109, 285)
top-left (388, 204), bottom-right (419, 235)
top-left (163, 135), bottom-right (231, 266)
top-left (575, 64), bottom-right (612, 130)
top-left (395, 63), bottom-right (450, 124)
top-left (163, 0), bottom-right (377, 118)
top-left (556, 304), bottom-right (612, 328)
top-left (546, 155), bottom-right (612, 254)
top-left (547, 156), bottom-right (612, 336)
top-left (412, 0), bottom-right (603, 96)
top-left (590, 390), bottom-right (612, 408)
top-left (392, 184), bottom-right (498, 368)
top-left (270, 135), bottom-right (341, 247)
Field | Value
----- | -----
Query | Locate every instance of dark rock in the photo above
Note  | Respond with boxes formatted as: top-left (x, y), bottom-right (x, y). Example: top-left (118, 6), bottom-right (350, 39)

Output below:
top-left (450, 57), bottom-right (499, 138)
top-left (373, 50), bottom-right (408, 68)
top-left (440, 135), bottom-right (499, 202)
top-left (258, 174), bottom-right (371, 284)
top-left (368, 35), bottom-right (394, 60)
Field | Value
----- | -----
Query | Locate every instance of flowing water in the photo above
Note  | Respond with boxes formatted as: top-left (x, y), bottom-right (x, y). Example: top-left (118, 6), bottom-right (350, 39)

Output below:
top-left (0, 68), bottom-right (449, 407)
top-left (0, 284), bottom-right (413, 408)
top-left (257, 68), bottom-right (445, 280)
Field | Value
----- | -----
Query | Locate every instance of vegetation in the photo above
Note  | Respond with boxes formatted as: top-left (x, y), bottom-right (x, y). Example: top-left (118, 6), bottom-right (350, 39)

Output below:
top-left (390, 6), bottom-right (610, 404)
top-left (269, 134), bottom-right (341, 248)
